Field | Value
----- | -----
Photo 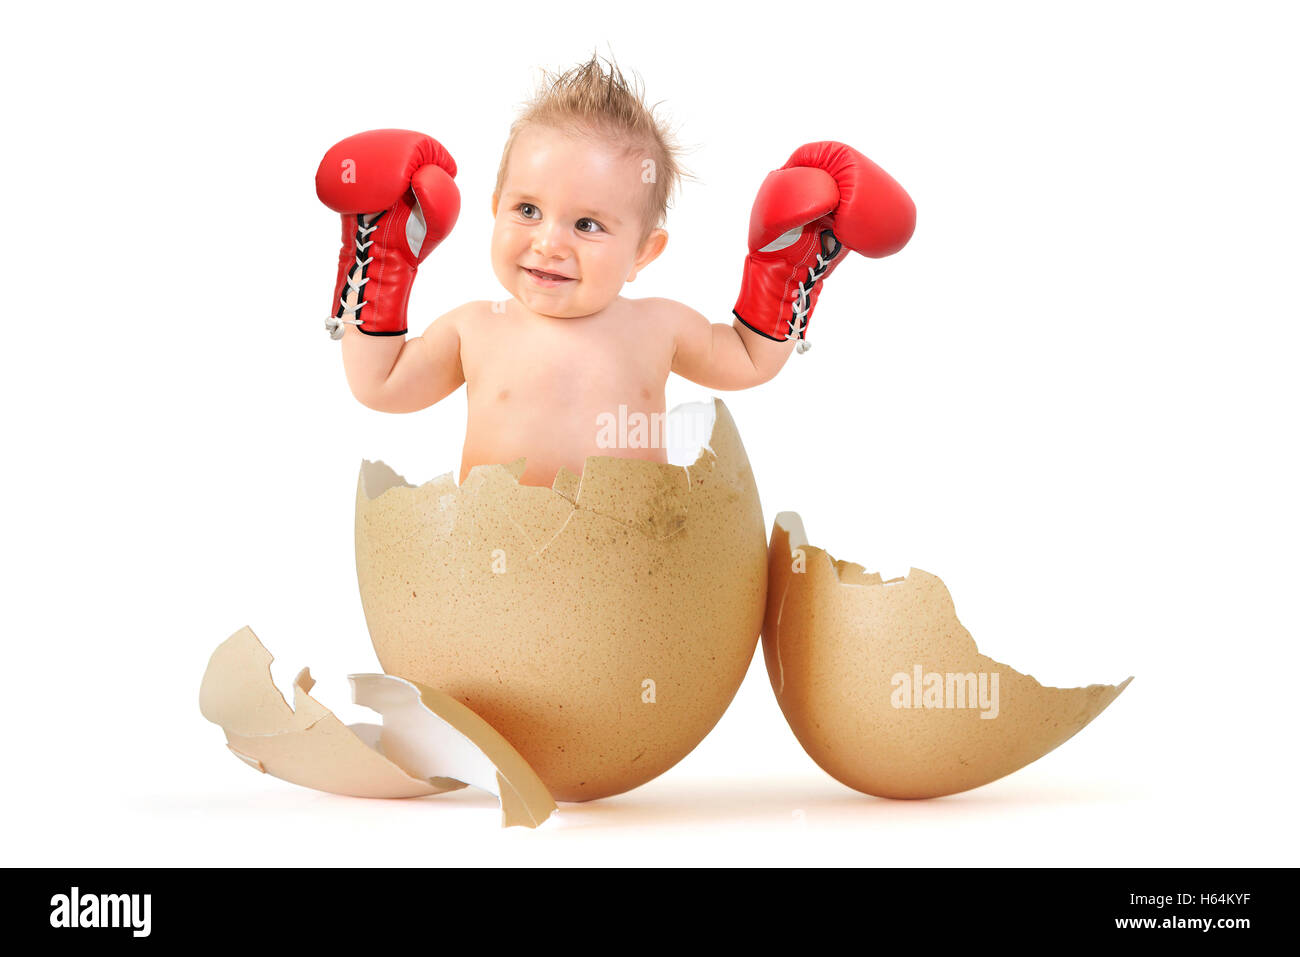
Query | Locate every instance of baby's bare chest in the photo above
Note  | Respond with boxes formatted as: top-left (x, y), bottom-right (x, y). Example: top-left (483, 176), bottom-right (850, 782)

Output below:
top-left (460, 305), bottom-right (672, 404)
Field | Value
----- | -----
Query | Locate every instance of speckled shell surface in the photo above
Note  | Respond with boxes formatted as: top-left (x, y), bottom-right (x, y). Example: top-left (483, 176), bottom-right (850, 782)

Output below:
top-left (763, 514), bottom-right (1131, 799)
top-left (355, 399), bottom-right (767, 802)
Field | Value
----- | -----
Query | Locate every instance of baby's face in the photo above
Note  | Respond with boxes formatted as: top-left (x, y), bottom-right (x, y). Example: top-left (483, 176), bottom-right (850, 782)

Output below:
top-left (491, 125), bottom-right (665, 319)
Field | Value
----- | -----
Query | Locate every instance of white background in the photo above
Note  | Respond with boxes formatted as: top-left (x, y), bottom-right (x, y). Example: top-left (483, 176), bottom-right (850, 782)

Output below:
top-left (3, 0), bottom-right (1296, 866)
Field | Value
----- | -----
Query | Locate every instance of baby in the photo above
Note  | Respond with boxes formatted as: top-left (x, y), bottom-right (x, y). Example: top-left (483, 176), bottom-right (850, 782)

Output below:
top-left (316, 57), bottom-right (915, 487)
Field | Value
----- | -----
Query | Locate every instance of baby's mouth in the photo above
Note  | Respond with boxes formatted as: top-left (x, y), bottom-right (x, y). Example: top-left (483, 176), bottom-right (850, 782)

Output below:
top-left (523, 266), bottom-right (576, 286)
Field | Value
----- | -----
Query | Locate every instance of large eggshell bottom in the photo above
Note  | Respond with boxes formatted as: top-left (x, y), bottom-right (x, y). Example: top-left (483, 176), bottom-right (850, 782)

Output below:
top-left (355, 399), bottom-right (767, 802)
top-left (764, 513), bottom-right (1131, 799)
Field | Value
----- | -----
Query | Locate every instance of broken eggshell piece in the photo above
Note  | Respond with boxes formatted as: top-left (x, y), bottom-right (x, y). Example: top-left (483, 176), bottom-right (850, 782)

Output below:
top-left (764, 512), bottom-right (1132, 799)
top-left (199, 626), bottom-right (556, 828)
top-left (354, 398), bottom-right (768, 802)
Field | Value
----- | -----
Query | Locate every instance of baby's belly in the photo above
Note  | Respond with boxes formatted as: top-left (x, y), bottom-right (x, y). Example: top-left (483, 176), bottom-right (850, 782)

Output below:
top-left (463, 392), bottom-right (668, 487)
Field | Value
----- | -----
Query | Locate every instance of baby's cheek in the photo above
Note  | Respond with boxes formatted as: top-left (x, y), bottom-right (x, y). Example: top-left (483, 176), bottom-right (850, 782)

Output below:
top-left (595, 249), bottom-right (632, 285)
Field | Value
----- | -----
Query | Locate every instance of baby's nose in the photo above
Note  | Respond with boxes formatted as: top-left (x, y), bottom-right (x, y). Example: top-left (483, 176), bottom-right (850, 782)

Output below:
top-left (531, 222), bottom-right (571, 257)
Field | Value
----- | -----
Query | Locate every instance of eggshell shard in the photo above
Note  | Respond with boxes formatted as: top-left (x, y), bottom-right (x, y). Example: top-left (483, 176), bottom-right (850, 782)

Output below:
top-left (199, 626), bottom-right (556, 827)
top-left (764, 512), bottom-right (1133, 799)
top-left (355, 398), bottom-right (768, 802)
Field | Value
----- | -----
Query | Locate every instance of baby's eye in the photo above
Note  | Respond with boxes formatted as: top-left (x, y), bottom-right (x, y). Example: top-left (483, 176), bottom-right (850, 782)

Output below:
top-left (576, 217), bottom-right (605, 234)
top-left (516, 203), bottom-right (541, 220)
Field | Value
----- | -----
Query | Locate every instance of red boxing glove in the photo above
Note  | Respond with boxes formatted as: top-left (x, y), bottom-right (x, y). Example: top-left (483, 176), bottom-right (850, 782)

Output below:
top-left (315, 130), bottom-right (461, 338)
top-left (733, 142), bottom-right (915, 352)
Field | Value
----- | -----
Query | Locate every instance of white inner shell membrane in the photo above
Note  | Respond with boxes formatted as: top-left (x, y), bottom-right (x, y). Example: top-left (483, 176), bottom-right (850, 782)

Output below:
top-left (663, 399), bottom-right (717, 468)
top-left (350, 674), bottom-right (501, 796)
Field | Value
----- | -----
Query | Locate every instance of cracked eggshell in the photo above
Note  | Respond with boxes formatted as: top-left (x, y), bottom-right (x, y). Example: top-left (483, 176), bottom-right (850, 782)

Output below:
top-left (354, 398), bottom-right (767, 802)
top-left (764, 512), bottom-right (1132, 799)
top-left (199, 626), bottom-right (556, 827)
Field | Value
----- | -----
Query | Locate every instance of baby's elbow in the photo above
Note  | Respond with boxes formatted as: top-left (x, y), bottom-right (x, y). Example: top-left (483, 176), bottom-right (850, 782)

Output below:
top-left (342, 367), bottom-right (402, 412)
top-left (699, 373), bottom-right (765, 392)
top-left (740, 361), bottom-right (781, 390)
top-left (721, 375), bottom-right (765, 392)
top-left (349, 382), bottom-right (401, 413)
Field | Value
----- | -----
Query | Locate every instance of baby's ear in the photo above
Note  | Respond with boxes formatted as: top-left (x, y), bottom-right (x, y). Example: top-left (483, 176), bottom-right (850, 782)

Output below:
top-left (628, 228), bottom-right (668, 282)
top-left (490, 193), bottom-right (500, 218)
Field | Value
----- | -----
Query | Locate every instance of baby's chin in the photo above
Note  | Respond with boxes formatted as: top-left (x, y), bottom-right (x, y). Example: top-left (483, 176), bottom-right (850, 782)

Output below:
top-left (510, 288), bottom-right (617, 321)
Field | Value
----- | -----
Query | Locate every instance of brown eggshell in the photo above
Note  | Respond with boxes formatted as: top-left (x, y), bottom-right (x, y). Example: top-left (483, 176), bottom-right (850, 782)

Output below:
top-left (764, 512), bottom-right (1132, 799)
top-left (199, 625), bottom-right (557, 828)
top-left (355, 398), bottom-right (767, 802)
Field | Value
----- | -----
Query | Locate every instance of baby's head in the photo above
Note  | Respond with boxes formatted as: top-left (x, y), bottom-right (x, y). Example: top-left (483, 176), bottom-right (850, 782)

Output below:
top-left (491, 55), bottom-right (684, 318)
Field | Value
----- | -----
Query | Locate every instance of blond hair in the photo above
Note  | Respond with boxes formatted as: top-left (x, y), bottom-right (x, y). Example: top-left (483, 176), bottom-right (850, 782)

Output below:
top-left (494, 54), bottom-right (687, 242)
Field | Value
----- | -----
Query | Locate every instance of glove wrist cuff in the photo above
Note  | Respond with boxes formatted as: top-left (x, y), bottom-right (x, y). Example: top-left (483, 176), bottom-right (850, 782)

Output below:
top-left (733, 230), bottom-right (844, 351)
top-left (733, 255), bottom-right (796, 342)
top-left (327, 211), bottom-right (416, 340)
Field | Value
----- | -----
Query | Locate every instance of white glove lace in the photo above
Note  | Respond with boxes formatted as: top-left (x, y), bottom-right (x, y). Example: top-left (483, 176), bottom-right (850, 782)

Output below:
top-left (325, 213), bottom-right (382, 340)
top-left (789, 231), bottom-right (843, 353)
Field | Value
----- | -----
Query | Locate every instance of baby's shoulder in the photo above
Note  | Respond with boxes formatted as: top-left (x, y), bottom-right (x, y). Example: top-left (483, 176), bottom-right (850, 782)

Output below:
top-left (435, 299), bottom-right (504, 331)
top-left (448, 299), bottom-right (501, 319)
top-left (623, 296), bottom-right (693, 320)
top-left (623, 297), bottom-right (705, 337)
top-left (417, 301), bottom-right (499, 345)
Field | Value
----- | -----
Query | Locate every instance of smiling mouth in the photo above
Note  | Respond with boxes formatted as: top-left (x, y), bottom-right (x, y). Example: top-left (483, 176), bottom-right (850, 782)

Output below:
top-left (523, 266), bottom-right (575, 285)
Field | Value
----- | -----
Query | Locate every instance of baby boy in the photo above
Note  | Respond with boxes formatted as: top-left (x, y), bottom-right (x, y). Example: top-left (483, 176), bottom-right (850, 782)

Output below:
top-left (316, 57), bottom-right (915, 487)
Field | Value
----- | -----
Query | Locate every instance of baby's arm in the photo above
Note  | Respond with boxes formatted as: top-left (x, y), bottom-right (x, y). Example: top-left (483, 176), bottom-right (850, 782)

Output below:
top-left (317, 130), bottom-right (464, 412)
top-left (666, 299), bottom-right (796, 389)
top-left (342, 305), bottom-right (466, 413)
